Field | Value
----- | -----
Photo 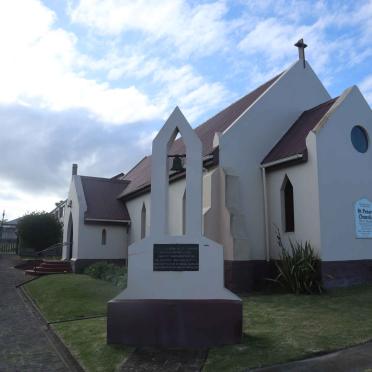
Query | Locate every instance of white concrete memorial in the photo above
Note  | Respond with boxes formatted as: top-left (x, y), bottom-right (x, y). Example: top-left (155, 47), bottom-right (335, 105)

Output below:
top-left (107, 107), bottom-right (242, 347)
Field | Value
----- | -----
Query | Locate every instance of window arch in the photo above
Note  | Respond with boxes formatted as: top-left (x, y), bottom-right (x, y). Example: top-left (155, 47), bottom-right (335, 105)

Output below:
top-left (101, 229), bottom-right (107, 245)
top-left (141, 203), bottom-right (146, 239)
top-left (281, 175), bottom-right (294, 232)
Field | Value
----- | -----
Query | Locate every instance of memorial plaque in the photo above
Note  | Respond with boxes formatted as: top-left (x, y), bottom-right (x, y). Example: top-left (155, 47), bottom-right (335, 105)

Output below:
top-left (153, 244), bottom-right (199, 271)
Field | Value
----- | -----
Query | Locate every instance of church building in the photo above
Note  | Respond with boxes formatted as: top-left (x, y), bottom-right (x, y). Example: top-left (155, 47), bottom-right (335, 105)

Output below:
top-left (62, 41), bottom-right (372, 290)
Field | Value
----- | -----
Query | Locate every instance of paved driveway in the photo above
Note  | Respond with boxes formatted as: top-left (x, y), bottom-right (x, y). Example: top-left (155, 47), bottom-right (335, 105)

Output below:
top-left (0, 255), bottom-right (69, 372)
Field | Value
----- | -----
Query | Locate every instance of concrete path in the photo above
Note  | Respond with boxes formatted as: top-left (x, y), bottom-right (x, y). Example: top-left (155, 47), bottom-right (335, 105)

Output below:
top-left (0, 255), bottom-right (70, 372)
top-left (254, 341), bottom-right (372, 372)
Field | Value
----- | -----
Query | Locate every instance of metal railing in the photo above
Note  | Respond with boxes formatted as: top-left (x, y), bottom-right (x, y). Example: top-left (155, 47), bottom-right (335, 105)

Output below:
top-left (36, 242), bottom-right (71, 259)
top-left (0, 240), bottom-right (18, 255)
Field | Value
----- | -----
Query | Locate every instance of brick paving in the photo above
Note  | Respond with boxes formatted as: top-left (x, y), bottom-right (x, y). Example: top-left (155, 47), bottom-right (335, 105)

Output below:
top-left (0, 255), bottom-right (69, 372)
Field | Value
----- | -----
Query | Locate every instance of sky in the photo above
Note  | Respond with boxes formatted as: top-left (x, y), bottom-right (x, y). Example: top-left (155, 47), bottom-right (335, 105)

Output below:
top-left (1, 0), bottom-right (371, 220)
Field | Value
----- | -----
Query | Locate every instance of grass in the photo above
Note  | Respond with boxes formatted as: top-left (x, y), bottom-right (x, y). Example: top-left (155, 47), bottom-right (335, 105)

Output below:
top-left (25, 274), bottom-right (119, 321)
top-left (25, 275), bottom-right (372, 372)
top-left (204, 285), bottom-right (372, 371)
top-left (25, 274), bottom-right (133, 372)
top-left (54, 318), bottom-right (132, 372)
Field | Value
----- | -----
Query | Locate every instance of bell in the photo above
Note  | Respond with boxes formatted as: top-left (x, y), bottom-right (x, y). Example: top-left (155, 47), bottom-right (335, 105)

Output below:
top-left (170, 155), bottom-right (185, 172)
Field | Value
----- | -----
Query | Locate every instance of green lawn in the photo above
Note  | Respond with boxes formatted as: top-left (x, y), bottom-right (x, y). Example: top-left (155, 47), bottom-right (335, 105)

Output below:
top-left (25, 274), bottom-right (133, 372)
top-left (205, 286), bottom-right (372, 371)
top-left (25, 275), bottom-right (372, 372)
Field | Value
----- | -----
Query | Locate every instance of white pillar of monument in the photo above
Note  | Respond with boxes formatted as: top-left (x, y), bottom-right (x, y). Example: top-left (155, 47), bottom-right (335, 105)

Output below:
top-left (107, 107), bottom-right (242, 347)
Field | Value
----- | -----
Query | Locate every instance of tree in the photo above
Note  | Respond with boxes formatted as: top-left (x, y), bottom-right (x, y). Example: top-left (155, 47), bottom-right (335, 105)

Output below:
top-left (17, 211), bottom-right (62, 252)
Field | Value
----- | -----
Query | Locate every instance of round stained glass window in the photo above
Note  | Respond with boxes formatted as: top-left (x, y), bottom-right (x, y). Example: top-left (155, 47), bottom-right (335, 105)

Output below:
top-left (351, 126), bottom-right (369, 153)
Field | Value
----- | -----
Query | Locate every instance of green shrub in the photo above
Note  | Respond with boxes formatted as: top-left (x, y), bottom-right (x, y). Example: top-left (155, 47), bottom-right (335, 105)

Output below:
top-left (84, 262), bottom-right (127, 289)
top-left (271, 230), bottom-right (323, 294)
top-left (17, 211), bottom-right (62, 253)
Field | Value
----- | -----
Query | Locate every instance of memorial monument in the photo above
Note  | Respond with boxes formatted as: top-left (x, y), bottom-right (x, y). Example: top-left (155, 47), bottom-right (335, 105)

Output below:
top-left (107, 107), bottom-right (242, 347)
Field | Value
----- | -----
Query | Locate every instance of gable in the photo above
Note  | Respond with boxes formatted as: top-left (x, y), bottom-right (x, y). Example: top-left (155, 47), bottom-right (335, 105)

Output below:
top-left (120, 72), bottom-right (284, 199)
top-left (262, 97), bottom-right (338, 166)
top-left (80, 176), bottom-right (131, 223)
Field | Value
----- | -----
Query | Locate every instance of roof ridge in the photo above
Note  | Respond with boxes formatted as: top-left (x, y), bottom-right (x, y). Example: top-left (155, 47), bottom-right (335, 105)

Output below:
top-left (80, 175), bottom-right (129, 184)
top-left (303, 96), bottom-right (339, 114)
top-left (194, 73), bottom-right (284, 131)
top-left (120, 69), bottom-right (285, 197)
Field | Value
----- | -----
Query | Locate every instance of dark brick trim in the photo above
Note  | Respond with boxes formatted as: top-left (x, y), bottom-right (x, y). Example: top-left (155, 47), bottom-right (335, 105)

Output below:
top-left (321, 260), bottom-right (372, 288)
top-left (107, 298), bottom-right (242, 348)
top-left (224, 260), bottom-right (276, 292)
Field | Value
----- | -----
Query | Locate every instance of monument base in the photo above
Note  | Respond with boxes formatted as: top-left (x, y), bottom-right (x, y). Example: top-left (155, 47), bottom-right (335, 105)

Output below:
top-left (107, 298), bottom-right (242, 348)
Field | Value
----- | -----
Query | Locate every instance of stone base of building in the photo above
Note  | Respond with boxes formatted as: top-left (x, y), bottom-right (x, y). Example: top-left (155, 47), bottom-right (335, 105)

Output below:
top-left (223, 259), bottom-right (372, 291)
top-left (71, 258), bottom-right (126, 273)
top-left (224, 260), bottom-right (276, 292)
top-left (322, 260), bottom-right (372, 288)
top-left (107, 299), bottom-right (242, 348)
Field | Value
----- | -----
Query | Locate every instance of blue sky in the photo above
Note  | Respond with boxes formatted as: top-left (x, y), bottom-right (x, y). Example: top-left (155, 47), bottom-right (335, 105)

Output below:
top-left (0, 0), bottom-right (371, 220)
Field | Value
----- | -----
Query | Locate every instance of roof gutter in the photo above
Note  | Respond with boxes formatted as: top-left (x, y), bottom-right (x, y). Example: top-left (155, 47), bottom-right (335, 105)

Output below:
top-left (260, 153), bottom-right (304, 262)
top-left (85, 218), bottom-right (131, 224)
top-left (119, 149), bottom-right (219, 201)
top-left (261, 153), bottom-right (304, 169)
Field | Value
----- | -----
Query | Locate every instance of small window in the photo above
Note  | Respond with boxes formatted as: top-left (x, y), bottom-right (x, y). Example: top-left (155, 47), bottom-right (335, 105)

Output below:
top-left (282, 176), bottom-right (295, 232)
top-left (351, 126), bottom-right (368, 153)
top-left (101, 229), bottom-right (107, 245)
top-left (141, 203), bottom-right (146, 239)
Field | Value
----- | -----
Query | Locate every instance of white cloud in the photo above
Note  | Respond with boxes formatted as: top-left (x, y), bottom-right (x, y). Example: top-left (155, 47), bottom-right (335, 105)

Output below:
top-left (0, 179), bottom-right (60, 220)
top-left (69, 0), bottom-right (229, 57)
top-left (237, 1), bottom-right (372, 85)
top-left (151, 64), bottom-right (230, 123)
top-left (88, 50), bottom-right (231, 123)
top-left (0, 0), bottom-right (161, 124)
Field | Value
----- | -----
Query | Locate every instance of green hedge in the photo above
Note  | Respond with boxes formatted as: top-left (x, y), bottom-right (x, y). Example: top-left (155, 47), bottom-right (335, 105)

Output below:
top-left (84, 262), bottom-right (127, 289)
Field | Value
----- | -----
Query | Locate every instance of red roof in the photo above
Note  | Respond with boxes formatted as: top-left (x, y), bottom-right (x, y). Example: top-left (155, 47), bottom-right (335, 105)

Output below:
top-left (261, 97), bottom-right (338, 166)
top-left (80, 176), bottom-right (130, 223)
top-left (120, 72), bottom-right (283, 198)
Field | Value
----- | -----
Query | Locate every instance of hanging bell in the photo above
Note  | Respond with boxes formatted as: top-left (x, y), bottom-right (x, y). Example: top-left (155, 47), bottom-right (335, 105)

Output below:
top-left (170, 155), bottom-right (185, 172)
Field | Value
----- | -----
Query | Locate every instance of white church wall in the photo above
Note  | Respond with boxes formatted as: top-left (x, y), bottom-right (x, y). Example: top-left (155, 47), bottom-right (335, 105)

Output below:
top-left (62, 175), bottom-right (128, 261)
top-left (266, 133), bottom-right (322, 259)
top-left (203, 167), bottom-right (234, 260)
top-left (168, 178), bottom-right (187, 236)
top-left (219, 60), bottom-right (330, 261)
top-left (62, 175), bottom-right (86, 260)
top-left (126, 192), bottom-right (151, 244)
top-left (125, 169), bottom-right (223, 245)
top-left (315, 86), bottom-right (372, 261)
top-left (76, 223), bottom-right (128, 259)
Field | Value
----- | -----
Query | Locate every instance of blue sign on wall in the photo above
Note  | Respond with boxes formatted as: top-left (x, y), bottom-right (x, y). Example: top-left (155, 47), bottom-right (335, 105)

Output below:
top-left (355, 198), bottom-right (372, 239)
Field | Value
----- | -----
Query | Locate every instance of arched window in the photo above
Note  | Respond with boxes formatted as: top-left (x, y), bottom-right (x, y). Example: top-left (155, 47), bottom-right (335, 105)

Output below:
top-left (282, 176), bottom-right (295, 232)
top-left (182, 189), bottom-right (186, 235)
top-left (141, 203), bottom-right (146, 239)
top-left (101, 229), bottom-right (107, 245)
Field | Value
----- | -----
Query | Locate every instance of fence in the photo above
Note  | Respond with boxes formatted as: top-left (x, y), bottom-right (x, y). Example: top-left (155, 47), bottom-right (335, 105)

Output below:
top-left (0, 240), bottom-right (18, 255)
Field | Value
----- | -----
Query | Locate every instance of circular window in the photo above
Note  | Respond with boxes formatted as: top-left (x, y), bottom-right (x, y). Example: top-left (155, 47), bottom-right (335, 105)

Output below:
top-left (351, 126), bottom-right (369, 153)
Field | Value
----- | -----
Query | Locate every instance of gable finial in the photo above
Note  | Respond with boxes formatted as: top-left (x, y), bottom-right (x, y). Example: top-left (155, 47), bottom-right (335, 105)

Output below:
top-left (294, 38), bottom-right (307, 68)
